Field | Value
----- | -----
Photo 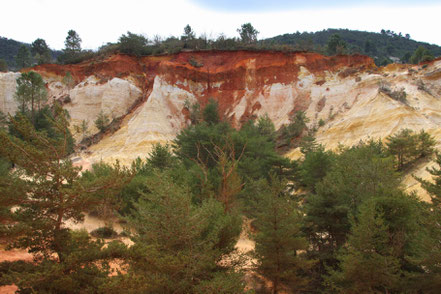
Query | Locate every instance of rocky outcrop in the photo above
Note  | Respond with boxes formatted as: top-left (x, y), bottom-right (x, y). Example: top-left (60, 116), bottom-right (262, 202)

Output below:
top-left (1, 52), bottom-right (440, 200)
top-left (0, 72), bottom-right (20, 115)
top-left (63, 76), bottom-right (142, 134)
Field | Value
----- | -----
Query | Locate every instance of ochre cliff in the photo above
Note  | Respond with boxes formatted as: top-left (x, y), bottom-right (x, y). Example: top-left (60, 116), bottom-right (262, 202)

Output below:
top-left (1, 51), bottom-right (440, 200)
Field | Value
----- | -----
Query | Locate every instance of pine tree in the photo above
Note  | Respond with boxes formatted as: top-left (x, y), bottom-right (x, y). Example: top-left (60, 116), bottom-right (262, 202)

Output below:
top-left (95, 110), bottom-right (110, 132)
top-left (237, 23), bottom-right (259, 44)
top-left (203, 98), bottom-right (220, 125)
top-left (59, 30), bottom-right (82, 64)
top-left (256, 114), bottom-right (276, 142)
top-left (414, 153), bottom-right (441, 292)
top-left (298, 145), bottom-right (334, 192)
top-left (65, 29), bottom-right (82, 53)
top-left (303, 142), bottom-right (400, 281)
top-left (326, 34), bottom-right (347, 55)
top-left (182, 24), bottom-right (196, 41)
top-left (0, 230), bottom-right (127, 293)
top-left (416, 153), bottom-right (441, 209)
top-left (253, 177), bottom-right (314, 293)
top-left (14, 71), bottom-right (47, 121)
top-left (31, 38), bottom-right (52, 65)
top-left (417, 129), bottom-right (436, 158)
top-left (0, 104), bottom-right (131, 292)
top-left (15, 45), bottom-right (32, 69)
top-left (113, 171), bottom-right (244, 293)
top-left (386, 129), bottom-right (418, 170)
top-left (146, 143), bottom-right (176, 170)
top-left (0, 104), bottom-right (130, 261)
top-left (327, 201), bottom-right (400, 293)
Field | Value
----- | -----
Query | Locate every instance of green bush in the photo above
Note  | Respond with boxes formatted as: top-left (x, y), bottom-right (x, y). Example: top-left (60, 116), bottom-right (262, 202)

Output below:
top-left (90, 226), bottom-right (118, 239)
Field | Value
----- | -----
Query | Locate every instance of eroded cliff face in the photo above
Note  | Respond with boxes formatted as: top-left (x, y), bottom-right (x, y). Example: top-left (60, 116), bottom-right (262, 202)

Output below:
top-left (1, 51), bottom-right (440, 200)
top-left (0, 72), bottom-right (20, 114)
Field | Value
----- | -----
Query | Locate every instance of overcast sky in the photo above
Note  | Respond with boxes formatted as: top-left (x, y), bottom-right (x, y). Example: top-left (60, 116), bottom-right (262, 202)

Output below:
top-left (1, 0), bottom-right (440, 50)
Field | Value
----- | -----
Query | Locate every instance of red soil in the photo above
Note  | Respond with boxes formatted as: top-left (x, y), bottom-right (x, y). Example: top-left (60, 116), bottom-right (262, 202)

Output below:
top-left (30, 50), bottom-right (375, 124)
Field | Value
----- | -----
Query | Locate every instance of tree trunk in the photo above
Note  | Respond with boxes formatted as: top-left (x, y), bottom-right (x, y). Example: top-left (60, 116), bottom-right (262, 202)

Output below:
top-left (31, 86), bottom-right (35, 123)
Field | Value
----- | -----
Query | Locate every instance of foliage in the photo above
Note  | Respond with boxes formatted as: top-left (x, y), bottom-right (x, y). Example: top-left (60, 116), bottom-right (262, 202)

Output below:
top-left (8, 106), bottom-right (74, 154)
top-left (326, 34), bottom-right (347, 55)
top-left (95, 110), bottom-right (110, 132)
top-left (0, 106), bottom-right (130, 293)
top-left (0, 59), bottom-right (7, 72)
top-left (174, 105), bottom-right (295, 210)
top-left (0, 230), bottom-right (127, 293)
top-left (189, 56), bottom-right (203, 67)
top-left (326, 201), bottom-right (402, 293)
top-left (182, 24), bottom-right (196, 42)
top-left (2, 28), bottom-right (441, 68)
top-left (328, 191), bottom-right (433, 293)
top-left (90, 226), bottom-right (119, 239)
top-left (303, 141), bottom-right (400, 281)
top-left (74, 120), bottom-right (89, 141)
top-left (410, 46), bottom-right (434, 64)
top-left (414, 153), bottom-right (441, 292)
top-left (298, 144), bottom-right (335, 192)
top-left (110, 171), bottom-right (244, 293)
top-left (64, 29), bottom-right (82, 53)
top-left (15, 45), bottom-right (32, 69)
top-left (184, 99), bottom-right (202, 124)
top-left (14, 71), bottom-right (47, 121)
top-left (0, 37), bottom-right (61, 70)
top-left (237, 23), bottom-right (259, 44)
top-left (386, 129), bottom-right (435, 170)
top-left (58, 30), bottom-right (83, 64)
top-left (118, 31), bottom-right (149, 56)
top-left (202, 98), bottom-right (221, 125)
top-left (378, 82), bottom-right (407, 103)
top-left (31, 38), bottom-right (52, 65)
top-left (416, 152), bottom-right (441, 208)
top-left (0, 111), bottom-right (7, 128)
top-left (0, 105), bottom-right (130, 262)
top-left (62, 71), bottom-right (75, 89)
top-left (264, 28), bottom-right (441, 64)
top-left (256, 114), bottom-right (276, 142)
top-left (146, 143), bottom-right (176, 170)
top-left (279, 110), bottom-right (309, 148)
top-left (118, 144), bottom-right (179, 215)
top-left (252, 176), bottom-right (314, 293)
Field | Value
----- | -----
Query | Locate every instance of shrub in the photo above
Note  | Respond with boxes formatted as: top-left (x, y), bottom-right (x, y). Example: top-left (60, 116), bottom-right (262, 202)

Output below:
top-left (90, 226), bottom-right (118, 239)
top-left (94, 110), bottom-right (110, 132)
top-left (379, 82), bottom-right (407, 104)
top-left (189, 56), bottom-right (203, 68)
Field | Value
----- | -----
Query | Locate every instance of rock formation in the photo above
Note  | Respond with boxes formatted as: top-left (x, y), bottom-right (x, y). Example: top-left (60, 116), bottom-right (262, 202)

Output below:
top-left (1, 51), bottom-right (440, 200)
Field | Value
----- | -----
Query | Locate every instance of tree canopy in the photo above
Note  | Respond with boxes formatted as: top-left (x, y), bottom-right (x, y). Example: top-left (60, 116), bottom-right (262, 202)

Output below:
top-left (237, 23), bottom-right (259, 44)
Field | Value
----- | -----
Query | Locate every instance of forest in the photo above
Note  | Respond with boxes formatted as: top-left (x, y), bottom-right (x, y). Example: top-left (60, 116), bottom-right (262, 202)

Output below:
top-left (1, 25), bottom-right (440, 71)
top-left (0, 71), bottom-right (440, 293)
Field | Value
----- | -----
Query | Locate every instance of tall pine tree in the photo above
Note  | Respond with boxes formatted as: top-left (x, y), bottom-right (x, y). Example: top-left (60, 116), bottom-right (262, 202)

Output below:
top-left (253, 177), bottom-right (314, 293)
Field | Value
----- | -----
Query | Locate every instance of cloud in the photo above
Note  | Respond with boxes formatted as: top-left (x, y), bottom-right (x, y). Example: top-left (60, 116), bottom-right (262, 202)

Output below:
top-left (189, 0), bottom-right (440, 12)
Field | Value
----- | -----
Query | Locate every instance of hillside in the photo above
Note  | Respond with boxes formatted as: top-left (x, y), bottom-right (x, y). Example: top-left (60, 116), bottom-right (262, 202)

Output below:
top-left (0, 36), bottom-right (61, 70)
top-left (1, 50), bottom-right (441, 293)
top-left (1, 51), bottom-right (441, 200)
top-left (264, 28), bottom-right (441, 64)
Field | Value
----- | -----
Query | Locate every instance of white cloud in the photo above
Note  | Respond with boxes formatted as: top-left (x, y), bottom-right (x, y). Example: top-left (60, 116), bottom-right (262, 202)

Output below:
top-left (2, 0), bottom-right (440, 50)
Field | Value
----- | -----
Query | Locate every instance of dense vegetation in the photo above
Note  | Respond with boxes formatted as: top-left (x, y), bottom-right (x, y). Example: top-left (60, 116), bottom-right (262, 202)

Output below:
top-left (265, 28), bottom-right (441, 65)
top-left (1, 70), bottom-right (441, 292)
top-left (0, 37), bottom-right (61, 71)
top-left (1, 26), bottom-right (440, 70)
